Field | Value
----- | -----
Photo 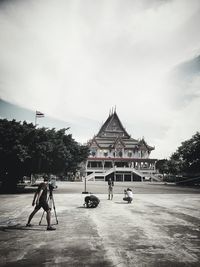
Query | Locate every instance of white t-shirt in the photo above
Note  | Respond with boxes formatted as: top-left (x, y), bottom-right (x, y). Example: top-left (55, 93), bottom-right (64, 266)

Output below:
top-left (127, 190), bottom-right (133, 198)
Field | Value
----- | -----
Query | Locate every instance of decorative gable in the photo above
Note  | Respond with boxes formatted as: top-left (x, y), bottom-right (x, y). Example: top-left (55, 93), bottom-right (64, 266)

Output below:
top-left (97, 111), bottom-right (130, 138)
top-left (90, 139), bottom-right (99, 148)
top-left (107, 116), bottom-right (122, 132)
top-left (114, 137), bottom-right (125, 149)
top-left (138, 138), bottom-right (154, 151)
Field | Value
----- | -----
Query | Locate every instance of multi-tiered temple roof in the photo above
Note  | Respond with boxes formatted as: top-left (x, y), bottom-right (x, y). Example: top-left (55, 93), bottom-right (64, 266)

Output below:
top-left (85, 111), bottom-right (157, 182)
top-left (88, 111), bottom-right (154, 153)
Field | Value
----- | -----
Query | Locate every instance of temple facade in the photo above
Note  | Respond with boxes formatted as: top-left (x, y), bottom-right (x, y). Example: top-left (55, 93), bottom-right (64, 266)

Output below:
top-left (85, 111), bottom-right (158, 182)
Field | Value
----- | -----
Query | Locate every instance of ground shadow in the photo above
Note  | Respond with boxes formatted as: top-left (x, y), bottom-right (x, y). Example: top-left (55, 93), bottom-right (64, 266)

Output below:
top-left (0, 224), bottom-right (45, 232)
top-left (0, 186), bottom-right (36, 194)
top-left (38, 222), bottom-right (58, 226)
top-left (114, 201), bottom-right (130, 204)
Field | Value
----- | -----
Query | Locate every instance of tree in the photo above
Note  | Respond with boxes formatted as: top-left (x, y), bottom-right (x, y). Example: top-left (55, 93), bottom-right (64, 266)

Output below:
top-left (156, 132), bottom-right (200, 176)
top-left (155, 159), bottom-right (169, 175)
top-left (171, 132), bottom-right (200, 174)
top-left (0, 119), bottom-right (89, 192)
top-left (167, 158), bottom-right (181, 175)
top-left (0, 119), bottom-right (35, 191)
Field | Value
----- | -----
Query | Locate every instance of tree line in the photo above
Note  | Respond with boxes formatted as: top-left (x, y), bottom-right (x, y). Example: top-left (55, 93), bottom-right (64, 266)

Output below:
top-left (0, 119), bottom-right (89, 192)
top-left (156, 132), bottom-right (200, 177)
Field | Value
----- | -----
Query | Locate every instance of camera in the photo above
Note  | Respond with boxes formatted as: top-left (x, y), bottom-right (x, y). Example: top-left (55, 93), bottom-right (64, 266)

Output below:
top-left (48, 183), bottom-right (54, 197)
top-left (49, 183), bottom-right (54, 191)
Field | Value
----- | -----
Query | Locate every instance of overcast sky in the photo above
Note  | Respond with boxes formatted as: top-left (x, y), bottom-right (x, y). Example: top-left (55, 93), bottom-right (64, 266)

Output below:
top-left (0, 0), bottom-right (200, 159)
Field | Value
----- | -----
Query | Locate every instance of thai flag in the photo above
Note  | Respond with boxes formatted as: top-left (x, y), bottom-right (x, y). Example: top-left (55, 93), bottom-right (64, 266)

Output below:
top-left (36, 111), bottom-right (44, 117)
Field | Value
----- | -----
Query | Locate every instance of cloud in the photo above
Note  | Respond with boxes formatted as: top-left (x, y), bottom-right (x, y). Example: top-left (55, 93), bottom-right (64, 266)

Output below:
top-left (167, 55), bottom-right (200, 108)
top-left (0, 0), bottom-right (200, 158)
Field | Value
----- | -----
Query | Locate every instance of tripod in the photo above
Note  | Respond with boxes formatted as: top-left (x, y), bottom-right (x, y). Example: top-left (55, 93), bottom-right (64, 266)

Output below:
top-left (39, 191), bottom-right (58, 225)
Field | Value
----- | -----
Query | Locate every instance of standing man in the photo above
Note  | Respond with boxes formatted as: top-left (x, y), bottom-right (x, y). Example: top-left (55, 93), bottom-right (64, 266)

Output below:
top-left (108, 178), bottom-right (114, 200)
top-left (26, 176), bottom-right (56, 231)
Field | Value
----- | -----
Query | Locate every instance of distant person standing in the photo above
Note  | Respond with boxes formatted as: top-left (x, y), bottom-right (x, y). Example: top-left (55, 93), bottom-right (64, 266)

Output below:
top-left (108, 178), bottom-right (114, 200)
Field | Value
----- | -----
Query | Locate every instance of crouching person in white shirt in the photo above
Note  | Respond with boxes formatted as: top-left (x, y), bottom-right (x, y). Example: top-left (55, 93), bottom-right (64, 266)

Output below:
top-left (123, 188), bottom-right (133, 203)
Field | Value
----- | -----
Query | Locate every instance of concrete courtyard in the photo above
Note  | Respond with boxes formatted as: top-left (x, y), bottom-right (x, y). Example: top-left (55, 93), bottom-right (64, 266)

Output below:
top-left (0, 182), bottom-right (200, 267)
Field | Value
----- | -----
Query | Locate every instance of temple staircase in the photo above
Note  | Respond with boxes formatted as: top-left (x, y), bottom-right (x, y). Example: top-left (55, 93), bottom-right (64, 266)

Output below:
top-left (86, 167), bottom-right (162, 182)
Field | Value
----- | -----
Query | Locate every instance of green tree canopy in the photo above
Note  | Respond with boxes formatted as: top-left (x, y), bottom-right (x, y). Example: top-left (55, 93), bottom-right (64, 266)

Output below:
top-left (170, 132), bottom-right (200, 174)
top-left (156, 132), bottom-right (200, 176)
top-left (155, 159), bottom-right (169, 174)
top-left (0, 119), bottom-right (89, 191)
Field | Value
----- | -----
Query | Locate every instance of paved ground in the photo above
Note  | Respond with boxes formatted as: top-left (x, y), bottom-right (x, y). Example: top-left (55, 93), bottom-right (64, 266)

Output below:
top-left (55, 181), bottom-right (200, 194)
top-left (0, 182), bottom-right (200, 267)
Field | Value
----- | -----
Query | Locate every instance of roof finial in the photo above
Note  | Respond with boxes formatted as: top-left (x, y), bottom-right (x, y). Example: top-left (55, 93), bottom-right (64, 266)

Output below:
top-left (114, 105), bottom-right (116, 113)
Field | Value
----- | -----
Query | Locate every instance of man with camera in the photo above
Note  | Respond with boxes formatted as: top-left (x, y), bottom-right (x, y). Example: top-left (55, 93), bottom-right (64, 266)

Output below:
top-left (123, 188), bottom-right (133, 203)
top-left (26, 175), bottom-right (56, 231)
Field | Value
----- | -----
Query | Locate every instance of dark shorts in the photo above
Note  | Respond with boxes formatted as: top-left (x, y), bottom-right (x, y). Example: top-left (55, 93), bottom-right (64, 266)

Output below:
top-left (34, 201), bottom-right (50, 212)
top-left (123, 197), bottom-right (133, 202)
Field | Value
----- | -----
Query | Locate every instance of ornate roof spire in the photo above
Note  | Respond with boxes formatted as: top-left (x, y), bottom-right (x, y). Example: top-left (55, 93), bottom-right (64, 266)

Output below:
top-left (96, 110), bottom-right (130, 138)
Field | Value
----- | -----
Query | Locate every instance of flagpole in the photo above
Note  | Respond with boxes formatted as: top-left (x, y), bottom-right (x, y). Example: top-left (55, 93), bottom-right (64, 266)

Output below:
top-left (35, 111), bottom-right (37, 127)
top-left (35, 111), bottom-right (45, 127)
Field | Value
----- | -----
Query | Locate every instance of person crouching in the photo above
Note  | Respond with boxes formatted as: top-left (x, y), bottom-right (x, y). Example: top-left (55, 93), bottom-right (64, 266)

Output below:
top-left (84, 195), bottom-right (100, 208)
top-left (123, 188), bottom-right (133, 203)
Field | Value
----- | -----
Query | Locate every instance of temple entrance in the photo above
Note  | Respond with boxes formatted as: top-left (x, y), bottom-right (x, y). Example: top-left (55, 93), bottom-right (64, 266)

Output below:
top-left (115, 174), bottom-right (123, 181)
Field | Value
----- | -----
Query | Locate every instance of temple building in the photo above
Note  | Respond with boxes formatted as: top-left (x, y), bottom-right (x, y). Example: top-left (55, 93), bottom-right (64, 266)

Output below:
top-left (85, 110), bottom-right (158, 182)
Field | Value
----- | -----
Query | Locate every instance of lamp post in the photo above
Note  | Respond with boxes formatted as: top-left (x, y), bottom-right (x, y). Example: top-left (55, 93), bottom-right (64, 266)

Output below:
top-left (82, 176), bottom-right (89, 194)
